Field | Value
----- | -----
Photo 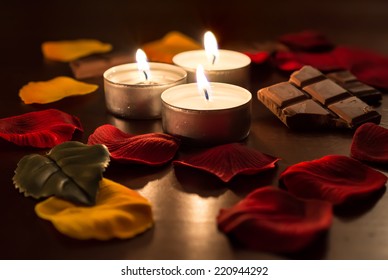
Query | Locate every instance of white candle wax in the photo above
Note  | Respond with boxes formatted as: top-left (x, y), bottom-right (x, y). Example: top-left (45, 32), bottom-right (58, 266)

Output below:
top-left (104, 63), bottom-right (185, 85)
top-left (161, 83), bottom-right (252, 145)
top-left (172, 50), bottom-right (251, 88)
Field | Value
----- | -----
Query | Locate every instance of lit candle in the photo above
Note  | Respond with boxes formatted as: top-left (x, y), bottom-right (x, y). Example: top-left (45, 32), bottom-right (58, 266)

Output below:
top-left (172, 31), bottom-right (251, 88)
top-left (161, 65), bottom-right (252, 145)
top-left (103, 49), bottom-right (187, 119)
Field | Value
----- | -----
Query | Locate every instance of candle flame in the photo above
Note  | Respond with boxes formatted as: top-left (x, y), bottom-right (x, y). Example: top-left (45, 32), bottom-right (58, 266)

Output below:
top-left (196, 65), bottom-right (212, 101)
top-left (204, 31), bottom-right (219, 65)
top-left (136, 49), bottom-right (151, 81)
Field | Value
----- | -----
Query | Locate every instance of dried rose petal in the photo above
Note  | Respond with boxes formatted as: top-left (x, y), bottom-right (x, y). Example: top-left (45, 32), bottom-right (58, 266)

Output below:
top-left (42, 39), bottom-right (112, 62)
top-left (273, 52), bottom-right (305, 72)
top-left (351, 123), bottom-right (388, 164)
top-left (243, 51), bottom-right (270, 64)
top-left (88, 124), bottom-right (180, 166)
top-left (280, 155), bottom-right (387, 205)
top-left (142, 31), bottom-right (201, 63)
top-left (0, 109), bottom-right (83, 148)
top-left (341, 47), bottom-right (388, 90)
top-left (19, 76), bottom-right (98, 104)
top-left (274, 49), bottom-right (344, 72)
top-left (217, 186), bottom-right (332, 253)
top-left (35, 178), bottom-right (153, 240)
top-left (274, 46), bottom-right (388, 90)
top-left (173, 143), bottom-right (279, 182)
top-left (278, 30), bottom-right (334, 52)
top-left (274, 30), bottom-right (388, 89)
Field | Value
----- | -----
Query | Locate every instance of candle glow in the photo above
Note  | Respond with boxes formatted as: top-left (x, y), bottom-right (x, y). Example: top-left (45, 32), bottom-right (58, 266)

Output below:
top-left (204, 31), bottom-right (219, 65)
top-left (196, 65), bottom-right (212, 101)
top-left (135, 49), bottom-right (151, 82)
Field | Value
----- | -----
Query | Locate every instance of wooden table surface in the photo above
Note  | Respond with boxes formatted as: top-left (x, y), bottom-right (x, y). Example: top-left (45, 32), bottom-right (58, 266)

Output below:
top-left (1, 0), bottom-right (388, 260)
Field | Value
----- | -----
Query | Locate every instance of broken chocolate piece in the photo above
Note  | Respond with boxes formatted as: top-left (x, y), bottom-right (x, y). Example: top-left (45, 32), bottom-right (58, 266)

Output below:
top-left (282, 99), bottom-right (333, 129)
top-left (257, 66), bottom-right (381, 129)
top-left (328, 96), bottom-right (380, 127)
top-left (326, 70), bottom-right (382, 104)
top-left (289, 65), bottom-right (325, 87)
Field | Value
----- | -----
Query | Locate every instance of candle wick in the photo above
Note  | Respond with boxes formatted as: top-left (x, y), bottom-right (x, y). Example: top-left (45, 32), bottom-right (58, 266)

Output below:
top-left (143, 71), bottom-right (148, 81)
top-left (203, 89), bottom-right (210, 101)
top-left (212, 55), bottom-right (216, 65)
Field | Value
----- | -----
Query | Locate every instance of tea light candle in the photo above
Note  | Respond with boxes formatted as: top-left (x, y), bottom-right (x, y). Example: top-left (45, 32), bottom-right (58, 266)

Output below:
top-left (161, 66), bottom-right (252, 145)
top-left (103, 49), bottom-right (187, 119)
top-left (172, 31), bottom-right (251, 88)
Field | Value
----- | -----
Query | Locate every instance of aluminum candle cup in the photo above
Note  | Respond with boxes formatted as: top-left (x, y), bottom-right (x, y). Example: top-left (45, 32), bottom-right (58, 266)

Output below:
top-left (172, 50), bottom-right (251, 88)
top-left (103, 63), bottom-right (187, 119)
top-left (161, 83), bottom-right (252, 145)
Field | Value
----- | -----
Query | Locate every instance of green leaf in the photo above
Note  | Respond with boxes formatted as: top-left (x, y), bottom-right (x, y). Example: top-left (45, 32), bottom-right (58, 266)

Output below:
top-left (13, 141), bottom-right (110, 205)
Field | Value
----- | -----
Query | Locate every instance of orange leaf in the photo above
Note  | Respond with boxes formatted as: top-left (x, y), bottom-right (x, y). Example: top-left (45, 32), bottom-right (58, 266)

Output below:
top-left (35, 178), bottom-right (153, 240)
top-left (142, 31), bottom-right (201, 63)
top-left (19, 76), bottom-right (98, 104)
top-left (42, 39), bottom-right (112, 62)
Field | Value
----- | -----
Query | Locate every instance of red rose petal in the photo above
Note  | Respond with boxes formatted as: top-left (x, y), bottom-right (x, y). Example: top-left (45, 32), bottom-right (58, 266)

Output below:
top-left (280, 155), bottom-right (387, 205)
top-left (243, 51), bottom-right (270, 64)
top-left (278, 30), bottom-right (333, 52)
top-left (217, 186), bottom-right (332, 253)
top-left (274, 45), bottom-right (388, 89)
top-left (173, 143), bottom-right (279, 182)
top-left (354, 63), bottom-right (388, 90)
top-left (0, 109), bottom-right (83, 148)
top-left (88, 124), bottom-right (180, 166)
top-left (351, 123), bottom-right (388, 164)
top-left (274, 49), bottom-right (345, 72)
top-left (339, 47), bottom-right (388, 89)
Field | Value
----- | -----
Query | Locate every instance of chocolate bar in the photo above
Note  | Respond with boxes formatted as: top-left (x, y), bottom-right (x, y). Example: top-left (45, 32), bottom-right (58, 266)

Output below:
top-left (257, 66), bottom-right (381, 129)
top-left (70, 50), bottom-right (133, 79)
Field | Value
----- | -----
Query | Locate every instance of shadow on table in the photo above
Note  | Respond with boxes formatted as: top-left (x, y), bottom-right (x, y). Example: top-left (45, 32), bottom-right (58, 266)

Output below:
top-left (104, 161), bottom-right (171, 190)
top-left (35, 218), bottom-right (156, 260)
top-left (229, 231), bottom-right (329, 260)
top-left (334, 186), bottom-right (386, 220)
top-left (173, 164), bottom-right (278, 198)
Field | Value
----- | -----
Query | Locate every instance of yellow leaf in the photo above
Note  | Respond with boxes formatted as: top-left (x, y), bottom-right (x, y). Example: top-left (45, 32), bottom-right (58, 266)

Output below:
top-left (35, 178), bottom-right (153, 240)
top-left (19, 76), bottom-right (98, 104)
top-left (142, 31), bottom-right (201, 63)
top-left (42, 39), bottom-right (112, 62)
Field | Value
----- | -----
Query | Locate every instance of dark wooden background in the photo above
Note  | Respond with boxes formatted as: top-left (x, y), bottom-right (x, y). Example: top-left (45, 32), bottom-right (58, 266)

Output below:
top-left (1, 0), bottom-right (388, 259)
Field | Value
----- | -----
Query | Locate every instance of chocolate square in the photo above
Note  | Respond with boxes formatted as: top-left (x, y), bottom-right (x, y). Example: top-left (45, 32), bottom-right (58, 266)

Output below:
top-left (266, 82), bottom-right (307, 108)
top-left (327, 71), bottom-right (382, 104)
top-left (326, 70), bottom-right (357, 84)
top-left (289, 65), bottom-right (325, 87)
top-left (328, 96), bottom-right (381, 127)
top-left (303, 79), bottom-right (351, 105)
